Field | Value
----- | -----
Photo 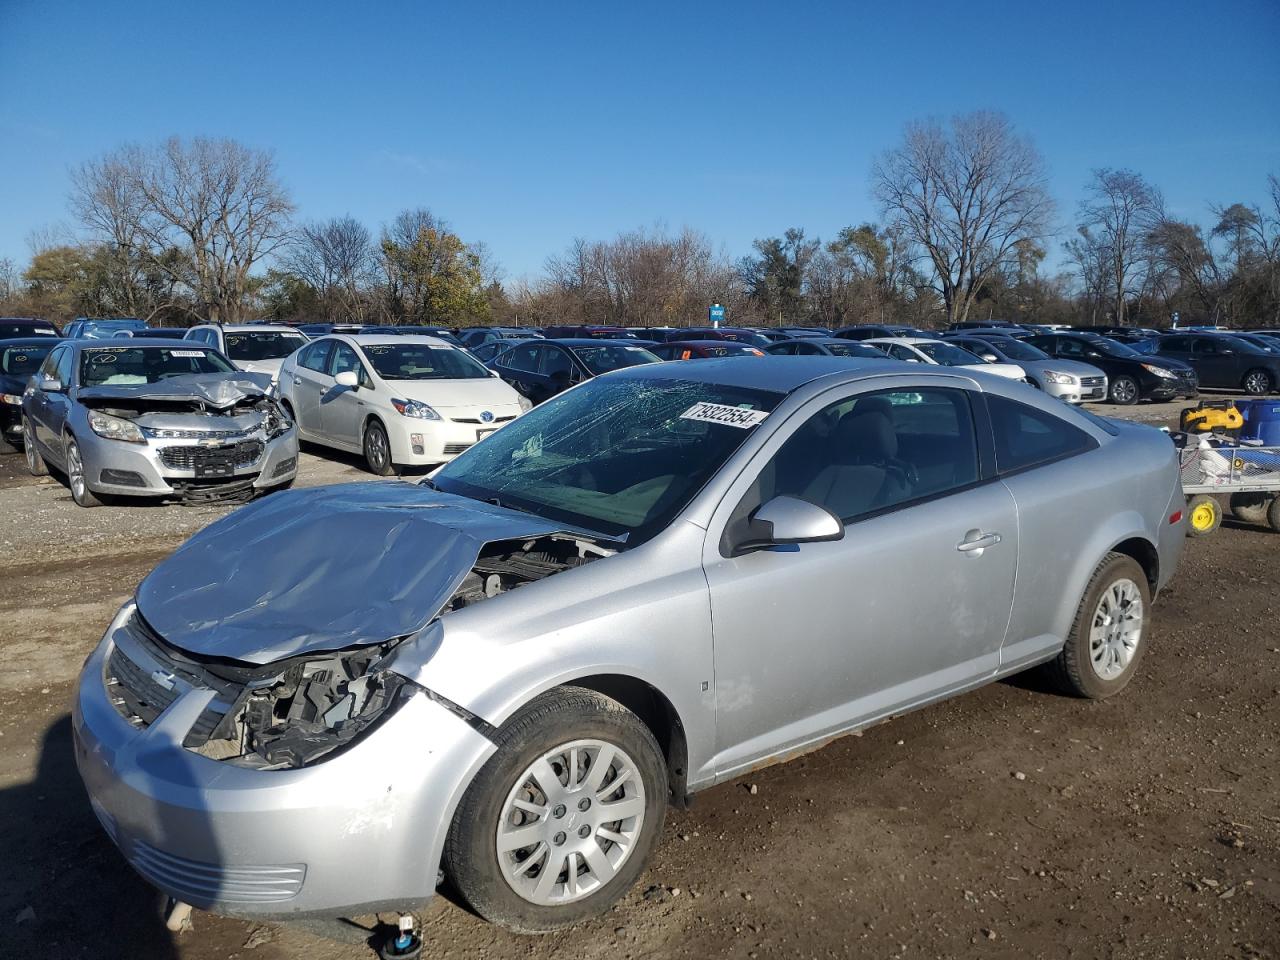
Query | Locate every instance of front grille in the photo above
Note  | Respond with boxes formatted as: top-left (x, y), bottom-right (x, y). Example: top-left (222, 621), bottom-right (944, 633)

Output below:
top-left (104, 617), bottom-right (233, 744)
top-left (450, 415), bottom-right (516, 425)
top-left (129, 840), bottom-right (305, 904)
top-left (144, 427), bottom-right (252, 440)
top-left (158, 440), bottom-right (263, 470)
top-left (1081, 376), bottom-right (1105, 389)
top-left (443, 442), bottom-right (473, 455)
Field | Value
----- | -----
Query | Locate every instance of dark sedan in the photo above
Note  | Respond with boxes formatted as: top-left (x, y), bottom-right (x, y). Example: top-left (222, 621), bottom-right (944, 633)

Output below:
top-left (1148, 333), bottom-right (1280, 395)
top-left (492, 338), bottom-right (660, 404)
top-left (835, 324), bottom-right (930, 341)
top-left (650, 340), bottom-right (766, 361)
top-left (1024, 333), bottom-right (1197, 405)
top-left (0, 338), bottom-right (58, 452)
top-left (1, 317), bottom-right (60, 339)
top-left (765, 338), bottom-right (889, 359)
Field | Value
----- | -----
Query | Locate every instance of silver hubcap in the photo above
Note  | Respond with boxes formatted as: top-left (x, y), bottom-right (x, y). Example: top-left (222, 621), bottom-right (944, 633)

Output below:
top-left (496, 739), bottom-right (646, 906)
top-left (68, 443), bottom-right (86, 500)
top-left (366, 427), bottom-right (387, 470)
top-left (1089, 578), bottom-right (1143, 680)
top-left (1113, 380), bottom-right (1135, 402)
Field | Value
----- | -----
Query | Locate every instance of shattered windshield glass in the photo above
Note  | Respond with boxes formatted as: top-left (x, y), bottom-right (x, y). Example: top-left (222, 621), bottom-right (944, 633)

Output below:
top-left (433, 376), bottom-right (782, 541)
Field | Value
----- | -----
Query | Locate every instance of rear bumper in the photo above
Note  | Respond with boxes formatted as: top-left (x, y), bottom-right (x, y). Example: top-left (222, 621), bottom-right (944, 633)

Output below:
top-left (73, 606), bottom-right (496, 918)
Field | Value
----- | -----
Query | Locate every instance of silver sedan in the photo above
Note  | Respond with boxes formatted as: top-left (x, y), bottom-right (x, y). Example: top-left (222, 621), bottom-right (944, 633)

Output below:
top-left (21, 339), bottom-right (297, 506)
top-left (74, 357), bottom-right (1185, 935)
top-left (947, 334), bottom-right (1108, 403)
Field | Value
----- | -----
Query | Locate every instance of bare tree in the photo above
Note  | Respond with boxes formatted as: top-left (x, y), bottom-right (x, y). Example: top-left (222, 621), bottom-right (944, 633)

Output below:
top-left (284, 216), bottom-right (377, 321)
top-left (72, 137), bottom-right (294, 323)
top-left (1076, 168), bottom-right (1162, 325)
top-left (872, 111), bottom-right (1054, 323)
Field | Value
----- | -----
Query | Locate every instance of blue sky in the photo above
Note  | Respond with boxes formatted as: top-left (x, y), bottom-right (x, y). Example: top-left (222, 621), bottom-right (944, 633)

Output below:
top-left (1, 0), bottom-right (1278, 282)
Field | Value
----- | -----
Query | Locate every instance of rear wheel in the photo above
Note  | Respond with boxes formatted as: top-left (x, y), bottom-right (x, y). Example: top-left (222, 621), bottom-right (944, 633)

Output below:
top-left (362, 420), bottom-right (398, 476)
top-left (1186, 494), bottom-right (1221, 537)
top-left (1043, 552), bottom-right (1150, 699)
top-left (1108, 375), bottom-right (1139, 405)
top-left (66, 437), bottom-right (104, 508)
top-left (1230, 492), bottom-right (1270, 526)
top-left (1242, 369), bottom-right (1273, 396)
top-left (23, 418), bottom-right (47, 476)
top-left (444, 687), bottom-right (668, 933)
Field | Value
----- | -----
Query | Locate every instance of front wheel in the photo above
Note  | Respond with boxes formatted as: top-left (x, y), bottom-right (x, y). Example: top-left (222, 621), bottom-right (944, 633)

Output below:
top-left (1242, 368), bottom-right (1273, 396)
top-left (22, 418), bottom-right (48, 476)
top-left (66, 437), bottom-right (104, 507)
top-left (362, 420), bottom-right (398, 476)
top-left (1108, 375), bottom-right (1139, 405)
top-left (444, 687), bottom-right (668, 933)
top-left (1043, 552), bottom-right (1151, 699)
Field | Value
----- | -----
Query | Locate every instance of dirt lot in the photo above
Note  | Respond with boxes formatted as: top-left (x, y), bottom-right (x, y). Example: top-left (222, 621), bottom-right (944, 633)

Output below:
top-left (1, 405), bottom-right (1278, 960)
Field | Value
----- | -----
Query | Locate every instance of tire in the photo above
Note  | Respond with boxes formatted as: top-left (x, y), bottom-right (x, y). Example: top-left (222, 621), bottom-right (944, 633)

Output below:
top-left (65, 437), bottom-right (104, 507)
top-left (1108, 375), bottom-right (1139, 405)
top-left (23, 417), bottom-right (48, 476)
top-left (1229, 492), bottom-right (1270, 526)
top-left (362, 419), bottom-right (398, 476)
top-left (1268, 496), bottom-right (1280, 534)
top-left (444, 687), bottom-right (668, 933)
top-left (1186, 494), bottom-right (1221, 537)
top-left (1043, 552), bottom-right (1151, 699)
top-left (1242, 368), bottom-right (1273, 396)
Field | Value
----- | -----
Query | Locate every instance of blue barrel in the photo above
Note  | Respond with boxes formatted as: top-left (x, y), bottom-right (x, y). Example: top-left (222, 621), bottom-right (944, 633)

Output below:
top-left (1239, 399), bottom-right (1280, 444)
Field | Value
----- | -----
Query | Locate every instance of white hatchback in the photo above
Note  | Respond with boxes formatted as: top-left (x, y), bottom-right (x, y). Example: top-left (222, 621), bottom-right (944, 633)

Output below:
top-left (864, 336), bottom-right (1029, 381)
top-left (277, 334), bottom-right (530, 474)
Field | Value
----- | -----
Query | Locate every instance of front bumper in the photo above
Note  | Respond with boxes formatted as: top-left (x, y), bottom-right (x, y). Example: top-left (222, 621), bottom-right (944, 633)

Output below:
top-left (1146, 373), bottom-right (1199, 400)
top-left (385, 414), bottom-right (518, 465)
top-left (84, 428), bottom-right (299, 499)
top-left (1042, 376), bottom-right (1108, 404)
top-left (73, 606), bottom-right (496, 918)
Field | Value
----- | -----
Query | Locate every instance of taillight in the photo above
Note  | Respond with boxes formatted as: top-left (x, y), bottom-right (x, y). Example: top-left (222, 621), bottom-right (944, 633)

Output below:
top-left (1169, 510), bottom-right (1183, 524)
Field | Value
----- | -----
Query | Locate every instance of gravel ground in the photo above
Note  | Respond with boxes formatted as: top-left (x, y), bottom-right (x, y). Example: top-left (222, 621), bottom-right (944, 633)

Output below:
top-left (1, 395), bottom-right (1276, 960)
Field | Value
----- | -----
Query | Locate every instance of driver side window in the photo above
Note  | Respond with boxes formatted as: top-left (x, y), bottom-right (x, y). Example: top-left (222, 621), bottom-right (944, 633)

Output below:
top-left (725, 388), bottom-right (981, 546)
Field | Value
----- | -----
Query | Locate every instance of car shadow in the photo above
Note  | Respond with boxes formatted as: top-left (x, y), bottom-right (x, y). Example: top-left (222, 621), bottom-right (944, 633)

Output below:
top-left (297, 439), bottom-right (434, 477)
top-left (1, 715), bottom-right (181, 959)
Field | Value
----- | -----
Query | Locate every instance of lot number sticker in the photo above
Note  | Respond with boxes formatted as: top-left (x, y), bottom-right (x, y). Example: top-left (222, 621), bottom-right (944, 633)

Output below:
top-left (680, 402), bottom-right (768, 429)
top-left (169, 350), bottom-right (207, 358)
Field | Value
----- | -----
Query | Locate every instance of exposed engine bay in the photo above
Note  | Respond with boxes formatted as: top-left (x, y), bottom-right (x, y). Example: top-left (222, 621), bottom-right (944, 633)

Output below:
top-left (115, 535), bottom-right (613, 769)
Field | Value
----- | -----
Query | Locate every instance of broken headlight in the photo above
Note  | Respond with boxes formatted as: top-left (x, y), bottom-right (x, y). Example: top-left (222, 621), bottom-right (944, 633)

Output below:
top-left (227, 650), bottom-right (415, 768)
top-left (261, 402), bottom-right (292, 440)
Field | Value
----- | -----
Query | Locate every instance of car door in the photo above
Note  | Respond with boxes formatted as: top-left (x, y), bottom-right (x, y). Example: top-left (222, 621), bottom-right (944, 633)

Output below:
top-left (494, 342), bottom-right (544, 401)
top-left (1156, 335), bottom-right (1196, 374)
top-left (26, 344), bottom-right (69, 456)
top-left (701, 380), bottom-right (1018, 777)
top-left (539, 344), bottom-right (582, 399)
top-left (321, 341), bottom-right (370, 448)
top-left (1190, 337), bottom-right (1235, 388)
top-left (288, 339), bottom-right (334, 435)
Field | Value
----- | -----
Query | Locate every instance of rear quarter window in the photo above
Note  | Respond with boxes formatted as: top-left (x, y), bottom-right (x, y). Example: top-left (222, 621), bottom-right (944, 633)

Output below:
top-left (987, 394), bottom-right (1098, 474)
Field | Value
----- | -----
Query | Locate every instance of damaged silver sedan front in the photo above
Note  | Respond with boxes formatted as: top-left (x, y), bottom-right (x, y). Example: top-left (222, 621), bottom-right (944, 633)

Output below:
top-left (74, 357), bottom-right (1185, 934)
top-left (21, 339), bottom-right (298, 506)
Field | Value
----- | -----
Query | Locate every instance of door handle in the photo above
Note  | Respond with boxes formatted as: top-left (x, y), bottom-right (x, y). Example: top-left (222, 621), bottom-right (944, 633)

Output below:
top-left (957, 531), bottom-right (1002, 553)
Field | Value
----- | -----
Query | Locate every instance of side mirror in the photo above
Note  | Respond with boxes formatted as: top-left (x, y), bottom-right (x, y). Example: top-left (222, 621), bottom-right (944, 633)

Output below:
top-left (981, 353), bottom-right (999, 363)
top-left (733, 496), bottom-right (844, 555)
top-left (38, 375), bottom-right (64, 393)
top-left (334, 371), bottom-right (359, 388)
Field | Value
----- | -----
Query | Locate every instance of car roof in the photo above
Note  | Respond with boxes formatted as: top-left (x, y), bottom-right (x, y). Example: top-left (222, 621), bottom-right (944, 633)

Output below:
top-left (73, 338), bottom-right (197, 350)
top-left (663, 340), bottom-right (758, 349)
top-left (209, 323), bottom-right (302, 333)
top-left (331, 333), bottom-right (456, 348)
top-left (543, 338), bottom-right (642, 347)
top-left (609, 354), bottom-right (932, 393)
top-left (0, 336), bottom-right (60, 348)
top-left (862, 336), bottom-right (941, 346)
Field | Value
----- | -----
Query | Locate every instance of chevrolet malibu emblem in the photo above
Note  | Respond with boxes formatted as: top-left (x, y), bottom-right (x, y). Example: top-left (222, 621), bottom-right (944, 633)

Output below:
top-left (480, 411), bottom-right (494, 423)
top-left (198, 438), bottom-right (223, 447)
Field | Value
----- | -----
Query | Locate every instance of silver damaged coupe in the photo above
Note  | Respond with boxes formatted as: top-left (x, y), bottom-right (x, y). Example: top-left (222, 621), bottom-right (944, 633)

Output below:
top-left (74, 357), bottom-right (1186, 932)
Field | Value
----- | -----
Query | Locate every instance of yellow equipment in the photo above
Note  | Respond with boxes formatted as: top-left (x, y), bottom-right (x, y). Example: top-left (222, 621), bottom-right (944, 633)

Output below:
top-left (1179, 401), bottom-right (1243, 435)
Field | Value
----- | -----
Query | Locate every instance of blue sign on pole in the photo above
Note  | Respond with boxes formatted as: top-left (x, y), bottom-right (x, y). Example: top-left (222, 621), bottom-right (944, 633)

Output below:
top-left (709, 303), bottom-right (725, 327)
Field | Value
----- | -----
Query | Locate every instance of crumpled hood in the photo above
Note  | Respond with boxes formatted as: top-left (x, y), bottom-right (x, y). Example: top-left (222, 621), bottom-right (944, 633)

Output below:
top-left (76, 373), bottom-right (274, 408)
top-left (136, 482), bottom-right (581, 664)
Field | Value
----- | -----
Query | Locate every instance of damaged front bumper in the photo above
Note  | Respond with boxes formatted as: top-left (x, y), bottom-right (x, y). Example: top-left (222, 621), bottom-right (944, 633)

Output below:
top-left (73, 604), bottom-right (497, 919)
